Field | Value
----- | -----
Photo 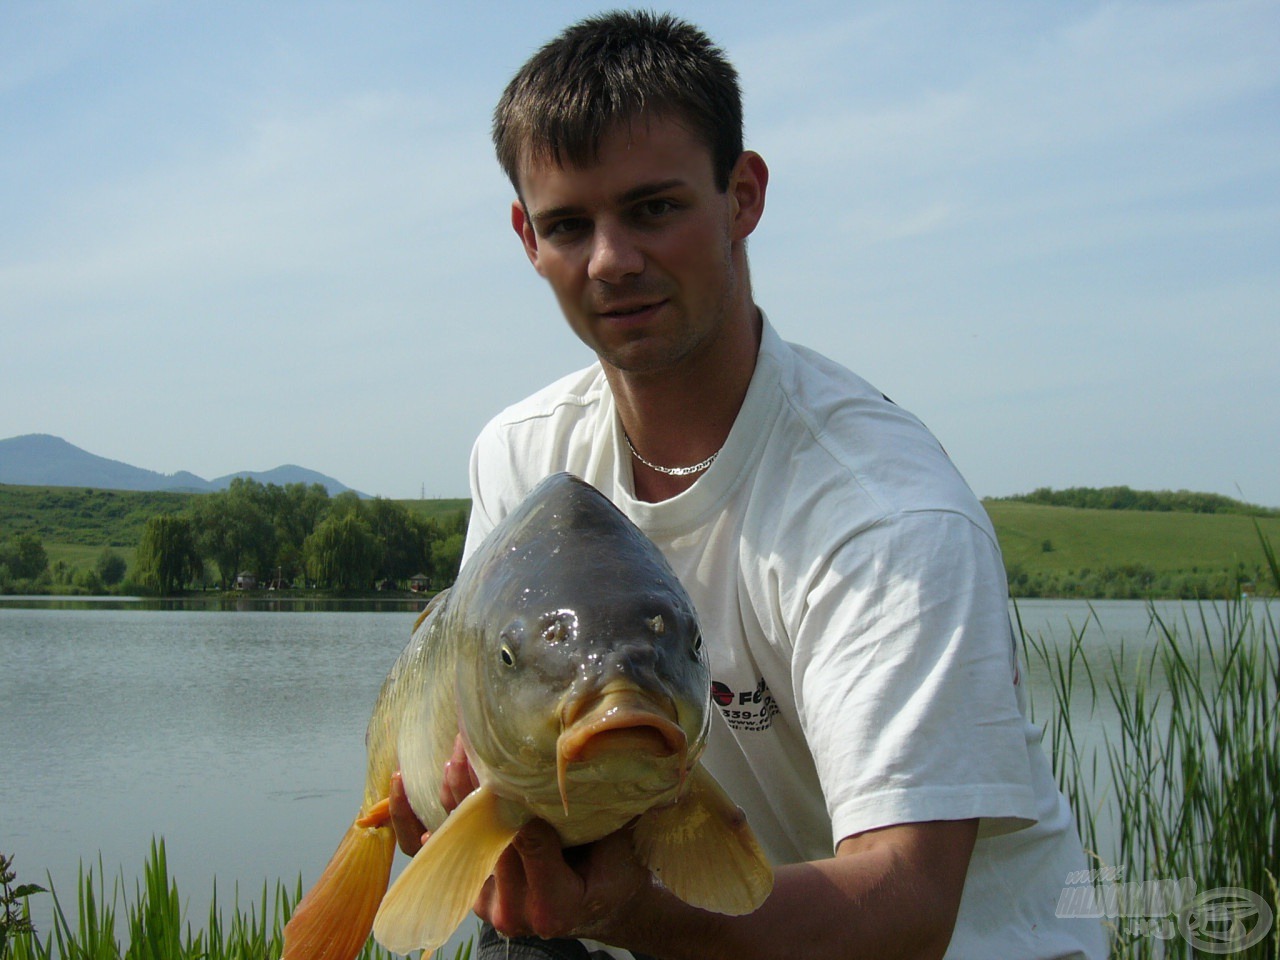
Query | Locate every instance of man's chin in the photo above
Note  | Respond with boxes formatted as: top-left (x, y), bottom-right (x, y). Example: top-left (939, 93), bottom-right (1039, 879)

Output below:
top-left (597, 339), bottom-right (700, 377)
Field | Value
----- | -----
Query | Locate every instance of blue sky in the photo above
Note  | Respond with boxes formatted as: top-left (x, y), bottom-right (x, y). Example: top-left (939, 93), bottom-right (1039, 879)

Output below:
top-left (2, 0), bottom-right (1277, 505)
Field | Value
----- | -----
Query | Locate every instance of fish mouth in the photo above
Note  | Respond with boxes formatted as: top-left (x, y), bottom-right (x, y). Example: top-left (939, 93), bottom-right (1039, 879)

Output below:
top-left (555, 685), bottom-right (687, 815)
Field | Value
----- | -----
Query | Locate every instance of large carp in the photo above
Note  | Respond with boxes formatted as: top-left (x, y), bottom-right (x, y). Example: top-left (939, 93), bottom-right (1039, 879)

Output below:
top-left (282, 472), bottom-right (772, 959)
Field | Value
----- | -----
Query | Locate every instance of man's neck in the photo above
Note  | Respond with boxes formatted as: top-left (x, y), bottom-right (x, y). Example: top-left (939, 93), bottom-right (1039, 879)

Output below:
top-left (607, 306), bottom-right (762, 503)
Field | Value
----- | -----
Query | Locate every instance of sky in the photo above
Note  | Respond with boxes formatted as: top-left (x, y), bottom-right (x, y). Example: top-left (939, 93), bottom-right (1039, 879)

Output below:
top-left (2, 0), bottom-right (1277, 505)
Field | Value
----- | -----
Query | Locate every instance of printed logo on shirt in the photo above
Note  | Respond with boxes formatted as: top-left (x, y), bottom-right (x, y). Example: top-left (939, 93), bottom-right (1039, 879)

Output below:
top-left (711, 677), bottom-right (779, 732)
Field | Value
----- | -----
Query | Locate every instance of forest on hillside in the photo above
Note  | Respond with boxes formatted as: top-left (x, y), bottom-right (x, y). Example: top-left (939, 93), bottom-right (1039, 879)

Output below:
top-left (997, 485), bottom-right (1278, 516)
top-left (0, 479), bottom-right (468, 595)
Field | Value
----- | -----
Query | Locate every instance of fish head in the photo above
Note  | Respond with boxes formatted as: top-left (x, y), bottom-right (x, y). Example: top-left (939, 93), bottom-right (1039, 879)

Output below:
top-left (455, 474), bottom-right (710, 821)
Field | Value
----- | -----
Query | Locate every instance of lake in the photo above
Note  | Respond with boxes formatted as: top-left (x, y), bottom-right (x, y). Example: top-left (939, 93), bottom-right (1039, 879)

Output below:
top-left (0, 596), bottom-right (1264, 944)
top-left (0, 598), bottom-right (424, 943)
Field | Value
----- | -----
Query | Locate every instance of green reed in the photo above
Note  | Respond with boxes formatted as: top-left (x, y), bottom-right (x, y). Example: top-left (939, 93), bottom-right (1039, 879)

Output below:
top-left (1021, 532), bottom-right (1279, 958)
top-left (1, 839), bottom-right (472, 960)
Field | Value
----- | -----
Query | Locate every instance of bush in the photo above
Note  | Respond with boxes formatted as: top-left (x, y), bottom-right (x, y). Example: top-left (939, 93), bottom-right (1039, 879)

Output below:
top-left (0, 534), bottom-right (48, 580)
top-left (95, 549), bottom-right (127, 586)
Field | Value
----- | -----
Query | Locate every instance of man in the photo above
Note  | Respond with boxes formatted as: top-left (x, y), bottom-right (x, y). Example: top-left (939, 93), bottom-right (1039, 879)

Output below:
top-left (394, 11), bottom-right (1107, 959)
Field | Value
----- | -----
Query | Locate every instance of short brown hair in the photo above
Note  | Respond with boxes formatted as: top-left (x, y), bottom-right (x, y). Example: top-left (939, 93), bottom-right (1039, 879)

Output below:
top-left (493, 11), bottom-right (743, 195)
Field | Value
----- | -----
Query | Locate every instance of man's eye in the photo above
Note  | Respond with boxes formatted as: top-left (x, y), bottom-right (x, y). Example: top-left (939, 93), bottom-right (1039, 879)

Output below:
top-left (638, 199), bottom-right (676, 218)
top-left (544, 218), bottom-right (587, 238)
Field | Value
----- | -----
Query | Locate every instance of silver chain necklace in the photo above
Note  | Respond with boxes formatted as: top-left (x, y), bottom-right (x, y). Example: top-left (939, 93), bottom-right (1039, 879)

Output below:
top-left (623, 432), bottom-right (721, 477)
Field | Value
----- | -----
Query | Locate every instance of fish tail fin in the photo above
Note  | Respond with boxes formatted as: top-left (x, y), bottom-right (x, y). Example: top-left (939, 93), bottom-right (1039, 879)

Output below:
top-left (633, 765), bottom-right (773, 916)
top-left (373, 785), bottom-right (527, 956)
top-left (282, 812), bottom-right (396, 960)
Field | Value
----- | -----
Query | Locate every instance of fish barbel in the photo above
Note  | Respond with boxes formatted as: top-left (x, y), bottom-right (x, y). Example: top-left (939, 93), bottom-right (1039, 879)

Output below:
top-left (281, 473), bottom-right (772, 959)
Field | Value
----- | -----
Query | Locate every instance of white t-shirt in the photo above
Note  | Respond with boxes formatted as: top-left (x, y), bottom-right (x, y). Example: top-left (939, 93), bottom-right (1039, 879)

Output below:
top-left (463, 318), bottom-right (1106, 959)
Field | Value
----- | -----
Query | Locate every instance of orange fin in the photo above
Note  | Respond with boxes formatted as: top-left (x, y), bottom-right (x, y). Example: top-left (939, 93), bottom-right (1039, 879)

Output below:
top-left (282, 818), bottom-right (396, 960)
top-left (373, 785), bottom-right (528, 956)
top-left (355, 797), bottom-right (391, 829)
top-left (632, 765), bottom-right (773, 916)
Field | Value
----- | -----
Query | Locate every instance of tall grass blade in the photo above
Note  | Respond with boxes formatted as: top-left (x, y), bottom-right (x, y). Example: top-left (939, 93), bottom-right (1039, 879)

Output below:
top-left (1020, 584), bottom-right (1277, 958)
top-left (2, 842), bottom-right (473, 959)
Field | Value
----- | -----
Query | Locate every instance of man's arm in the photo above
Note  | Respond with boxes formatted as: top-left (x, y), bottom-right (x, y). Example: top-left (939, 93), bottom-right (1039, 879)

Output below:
top-left (477, 816), bottom-right (977, 960)
top-left (389, 745), bottom-right (977, 960)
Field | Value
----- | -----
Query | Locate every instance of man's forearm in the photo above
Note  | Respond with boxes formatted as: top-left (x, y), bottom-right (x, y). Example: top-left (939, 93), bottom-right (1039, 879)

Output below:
top-left (610, 820), bottom-right (977, 960)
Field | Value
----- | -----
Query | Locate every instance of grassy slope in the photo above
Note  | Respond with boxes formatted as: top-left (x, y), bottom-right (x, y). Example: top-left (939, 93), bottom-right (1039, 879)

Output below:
top-left (0, 485), bottom-right (189, 547)
top-left (985, 500), bottom-right (1280, 575)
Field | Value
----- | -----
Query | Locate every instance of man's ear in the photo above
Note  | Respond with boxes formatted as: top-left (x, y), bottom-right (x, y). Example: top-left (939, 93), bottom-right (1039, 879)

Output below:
top-left (511, 199), bottom-right (545, 275)
top-left (728, 151), bottom-right (768, 243)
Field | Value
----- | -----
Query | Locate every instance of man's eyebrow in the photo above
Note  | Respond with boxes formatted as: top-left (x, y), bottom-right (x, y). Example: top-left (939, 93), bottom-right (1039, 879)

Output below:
top-left (529, 178), bottom-right (688, 229)
top-left (529, 203), bottom-right (584, 230)
top-left (618, 178), bottom-right (686, 204)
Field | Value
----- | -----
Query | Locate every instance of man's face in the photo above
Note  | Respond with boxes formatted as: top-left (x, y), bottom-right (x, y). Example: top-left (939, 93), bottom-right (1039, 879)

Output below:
top-left (511, 116), bottom-right (760, 377)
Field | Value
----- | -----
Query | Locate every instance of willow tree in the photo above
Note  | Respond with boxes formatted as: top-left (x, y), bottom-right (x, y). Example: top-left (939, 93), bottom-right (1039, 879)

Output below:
top-left (303, 512), bottom-right (380, 591)
top-left (135, 515), bottom-right (203, 595)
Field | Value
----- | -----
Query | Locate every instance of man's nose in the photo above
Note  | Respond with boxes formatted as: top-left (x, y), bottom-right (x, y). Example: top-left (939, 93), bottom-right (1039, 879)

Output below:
top-left (587, 222), bottom-right (644, 283)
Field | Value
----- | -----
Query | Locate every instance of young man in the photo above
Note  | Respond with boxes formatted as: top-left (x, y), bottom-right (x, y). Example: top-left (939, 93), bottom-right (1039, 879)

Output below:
top-left (395, 12), bottom-right (1106, 959)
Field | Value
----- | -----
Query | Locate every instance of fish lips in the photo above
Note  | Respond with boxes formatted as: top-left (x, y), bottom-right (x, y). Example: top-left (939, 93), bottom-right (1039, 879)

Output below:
top-left (555, 686), bottom-right (689, 815)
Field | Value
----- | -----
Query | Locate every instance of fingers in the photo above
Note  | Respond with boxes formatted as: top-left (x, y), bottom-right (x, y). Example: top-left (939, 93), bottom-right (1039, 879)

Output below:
top-left (390, 771), bottom-right (431, 856)
top-left (484, 842), bottom-right (538, 936)
top-left (440, 733), bottom-right (479, 812)
top-left (389, 771), bottom-right (430, 856)
top-left (513, 821), bottom-right (585, 938)
top-left (396, 742), bottom-right (642, 944)
top-left (479, 820), bottom-right (582, 940)
top-left (391, 737), bottom-right (478, 860)
top-left (474, 821), bottom-right (647, 943)
top-left (577, 829), bottom-right (647, 933)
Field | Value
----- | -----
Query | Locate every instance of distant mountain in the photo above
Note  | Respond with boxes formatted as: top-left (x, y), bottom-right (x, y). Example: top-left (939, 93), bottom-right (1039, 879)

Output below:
top-left (0, 434), bottom-right (362, 496)
top-left (210, 465), bottom-right (362, 493)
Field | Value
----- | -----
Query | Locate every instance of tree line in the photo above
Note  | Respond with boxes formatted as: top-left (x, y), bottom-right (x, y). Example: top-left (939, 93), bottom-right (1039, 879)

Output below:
top-left (1004, 561), bottom-right (1269, 600)
top-left (1, 478), bottom-right (471, 593)
top-left (0, 533), bottom-right (128, 594)
top-left (129, 478), bottom-right (468, 595)
top-left (998, 485), bottom-right (1279, 516)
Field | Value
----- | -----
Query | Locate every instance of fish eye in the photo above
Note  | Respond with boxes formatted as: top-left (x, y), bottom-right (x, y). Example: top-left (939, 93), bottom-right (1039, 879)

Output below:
top-left (500, 644), bottom-right (516, 667)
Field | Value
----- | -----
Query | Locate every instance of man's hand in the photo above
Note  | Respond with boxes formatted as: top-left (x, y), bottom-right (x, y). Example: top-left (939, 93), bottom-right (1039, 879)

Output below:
top-left (476, 818), bottom-right (649, 941)
top-left (388, 735), bottom-right (478, 856)
top-left (387, 734), bottom-right (650, 943)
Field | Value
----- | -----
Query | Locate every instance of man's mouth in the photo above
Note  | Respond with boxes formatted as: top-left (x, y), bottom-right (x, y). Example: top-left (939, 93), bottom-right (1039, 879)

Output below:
top-left (599, 299), bottom-right (667, 319)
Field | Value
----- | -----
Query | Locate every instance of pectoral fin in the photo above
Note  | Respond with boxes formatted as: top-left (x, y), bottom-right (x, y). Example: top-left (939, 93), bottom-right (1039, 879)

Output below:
top-left (632, 766), bottom-right (773, 916)
top-left (282, 813), bottom-right (396, 960)
top-left (372, 785), bottom-right (529, 956)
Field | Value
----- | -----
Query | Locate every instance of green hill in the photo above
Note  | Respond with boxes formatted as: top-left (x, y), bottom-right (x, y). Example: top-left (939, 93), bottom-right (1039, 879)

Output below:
top-left (984, 500), bottom-right (1279, 598)
top-left (0, 485), bottom-right (191, 548)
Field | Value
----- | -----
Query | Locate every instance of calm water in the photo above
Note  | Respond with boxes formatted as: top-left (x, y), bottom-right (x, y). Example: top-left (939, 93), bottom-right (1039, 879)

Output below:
top-left (0, 597), bottom-right (1265, 940)
top-left (0, 600), bottom-right (421, 938)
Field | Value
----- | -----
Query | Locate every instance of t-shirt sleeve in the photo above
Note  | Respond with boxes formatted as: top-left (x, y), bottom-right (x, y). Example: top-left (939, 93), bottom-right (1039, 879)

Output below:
top-left (790, 509), bottom-right (1038, 848)
top-left (461, 424), bottom-right (510, 566)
